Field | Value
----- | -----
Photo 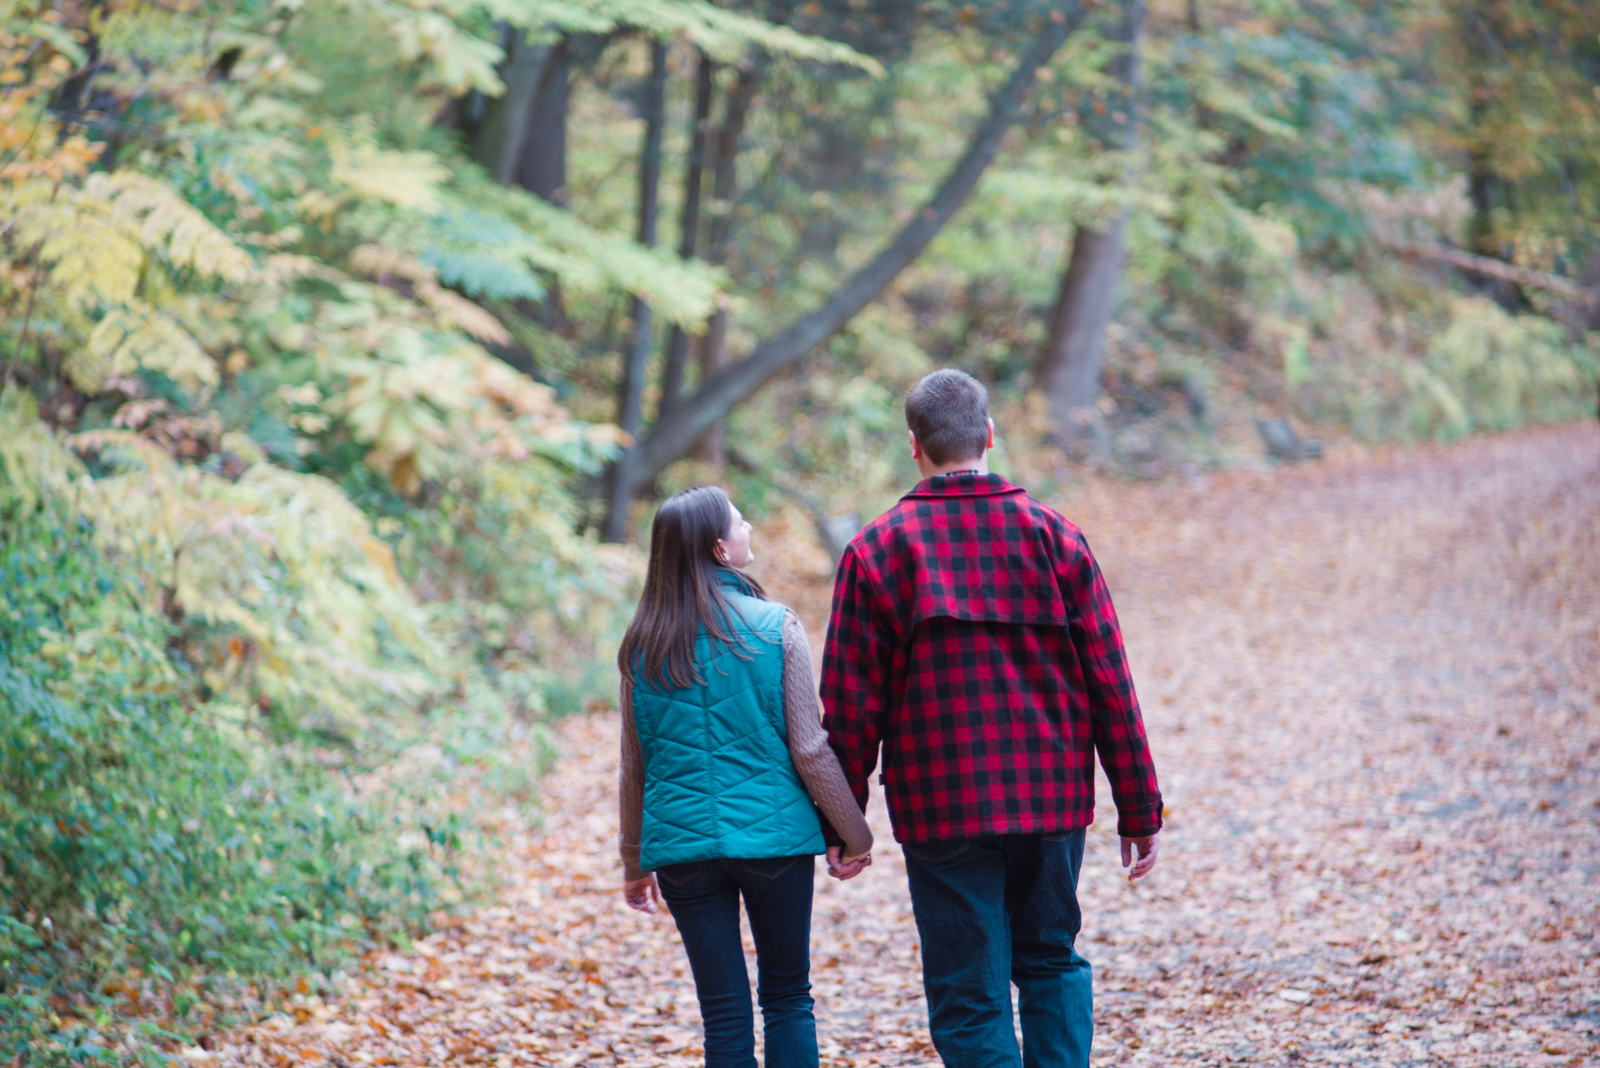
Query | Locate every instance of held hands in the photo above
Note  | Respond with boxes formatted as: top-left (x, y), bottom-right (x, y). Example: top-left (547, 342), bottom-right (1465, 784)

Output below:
top-left (1120, 832), bottom-right (1159, 882)
top-left (623, 874), bottom-right (662, 913)
top-left (826, 845), bottom-right (872, 881)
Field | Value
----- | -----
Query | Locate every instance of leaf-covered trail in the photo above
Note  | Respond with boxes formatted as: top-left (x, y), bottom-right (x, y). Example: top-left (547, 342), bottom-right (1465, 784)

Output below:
top-left (215, 425), bottom-right (1600, 1068)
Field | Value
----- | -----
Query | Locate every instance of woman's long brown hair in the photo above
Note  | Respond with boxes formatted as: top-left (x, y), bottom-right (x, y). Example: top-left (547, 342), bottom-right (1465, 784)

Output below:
top-left (617, 486), bottom-right (769, 691)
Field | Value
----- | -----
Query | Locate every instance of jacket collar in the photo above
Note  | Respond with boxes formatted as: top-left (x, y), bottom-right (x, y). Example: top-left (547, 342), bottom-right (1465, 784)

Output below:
top-left (903, 471), bottom-right (1024, 500)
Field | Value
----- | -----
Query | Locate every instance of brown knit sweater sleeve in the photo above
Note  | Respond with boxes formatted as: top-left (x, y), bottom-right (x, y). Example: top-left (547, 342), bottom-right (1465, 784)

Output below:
top-left (618, 676), bottom-right (646, 883)
top-left (781, 610), bottom-right (874, 859)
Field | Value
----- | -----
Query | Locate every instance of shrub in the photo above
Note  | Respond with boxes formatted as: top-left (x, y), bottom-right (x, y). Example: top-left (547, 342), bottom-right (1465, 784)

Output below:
top-left (0, 395), bottom-right (495, 1061)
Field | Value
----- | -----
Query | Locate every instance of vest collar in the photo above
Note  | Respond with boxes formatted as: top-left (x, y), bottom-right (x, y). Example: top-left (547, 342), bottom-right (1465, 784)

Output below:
top-left (903, 471), bottom-right (1024, 501)
top-left (714, 567), bottom-right (758, 595)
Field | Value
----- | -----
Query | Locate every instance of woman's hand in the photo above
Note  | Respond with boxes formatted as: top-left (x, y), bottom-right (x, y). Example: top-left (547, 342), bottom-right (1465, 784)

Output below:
top-left (826, 846), bottom-right (872, 880)
top-left (624, 874), bottom-right (663, 913)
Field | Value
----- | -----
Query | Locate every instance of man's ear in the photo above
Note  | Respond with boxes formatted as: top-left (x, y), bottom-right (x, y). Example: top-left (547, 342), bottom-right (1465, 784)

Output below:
top-left (908, 429), bottom-right (923, 459)
top-left (986, 418), bottom-right (995, 451)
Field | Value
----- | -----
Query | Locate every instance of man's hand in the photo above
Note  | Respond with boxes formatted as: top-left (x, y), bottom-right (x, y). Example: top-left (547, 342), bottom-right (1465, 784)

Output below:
top-left (826, 845), bottom-right (872, 881)
top-left (1120, 833), bottom-right (1159, 882)
top-left (624, 874), bottom-right (663, 913)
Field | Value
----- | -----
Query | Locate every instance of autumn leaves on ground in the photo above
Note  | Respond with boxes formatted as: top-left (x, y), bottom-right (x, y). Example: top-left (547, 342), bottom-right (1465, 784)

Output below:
top-left (213, 426), bottom-right (1599, 1068)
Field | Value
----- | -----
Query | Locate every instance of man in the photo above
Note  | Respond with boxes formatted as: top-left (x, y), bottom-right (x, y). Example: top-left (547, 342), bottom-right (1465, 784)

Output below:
top-left (820, 368), bottom-right (1162, 1068)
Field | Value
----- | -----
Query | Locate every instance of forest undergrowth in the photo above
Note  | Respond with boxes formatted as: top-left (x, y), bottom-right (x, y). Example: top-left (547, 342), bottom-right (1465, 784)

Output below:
top-left (202, 423), bottom-right (1600, 1068)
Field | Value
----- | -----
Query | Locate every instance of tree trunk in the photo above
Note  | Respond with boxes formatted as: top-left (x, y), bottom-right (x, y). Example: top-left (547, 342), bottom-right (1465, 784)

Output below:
top-left (514, 38), bottom-right (570, 205)
top-left (1582, 250), bottom-right (1600, 332)
top-left (1037, 221), bottom-right (1130, 446)
top-left (602, 40), bottom-right (669, 543)
top-left (693, 311), bottom-right (730, 465)
top-left (612, 4), bottom-right (1090, 498)
top-left (659, 51), bottom-right (716, 418)
top-left (470, 27), bottom-right (552, 185)
top-left (1459, 1), bottom-right (1525, 309)
top-left (1035, 0), bottom-right (1143, 447)
top-left (692, 56), bottom-right (770, 465)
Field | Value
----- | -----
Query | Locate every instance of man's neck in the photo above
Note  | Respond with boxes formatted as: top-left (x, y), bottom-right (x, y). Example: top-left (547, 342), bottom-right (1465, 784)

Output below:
top-left (916, 455), bottom-right (989, 480)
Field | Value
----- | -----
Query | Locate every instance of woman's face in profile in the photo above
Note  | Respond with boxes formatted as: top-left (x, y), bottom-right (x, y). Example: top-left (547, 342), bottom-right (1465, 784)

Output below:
top-left (719, 502), bottom-right (755, 568)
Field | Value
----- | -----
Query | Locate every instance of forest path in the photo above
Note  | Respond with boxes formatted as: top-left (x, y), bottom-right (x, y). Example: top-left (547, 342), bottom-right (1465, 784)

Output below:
top-left (217, 424), bottom-right (1600, 1068)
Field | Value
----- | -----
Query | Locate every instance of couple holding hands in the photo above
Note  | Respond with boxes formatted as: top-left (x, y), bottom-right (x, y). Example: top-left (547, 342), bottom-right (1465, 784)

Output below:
top-left (617, 369), bottom-right (1163, 1068)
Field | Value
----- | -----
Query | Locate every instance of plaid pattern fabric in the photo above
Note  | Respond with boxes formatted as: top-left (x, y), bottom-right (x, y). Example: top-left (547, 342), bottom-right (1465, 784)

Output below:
top-left (821, 472), bottom-right (1163, 844)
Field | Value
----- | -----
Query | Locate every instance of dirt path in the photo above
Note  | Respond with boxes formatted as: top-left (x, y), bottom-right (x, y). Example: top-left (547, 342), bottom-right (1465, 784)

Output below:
top-left (215, 425), bottom-right (1600, 1068)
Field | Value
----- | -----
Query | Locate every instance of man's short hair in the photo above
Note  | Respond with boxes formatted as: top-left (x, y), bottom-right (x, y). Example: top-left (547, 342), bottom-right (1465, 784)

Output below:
top-left (905, 369), bottom-right (990, 465)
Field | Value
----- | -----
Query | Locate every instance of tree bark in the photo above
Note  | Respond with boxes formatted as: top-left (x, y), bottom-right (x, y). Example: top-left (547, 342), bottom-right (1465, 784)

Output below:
top-left (1037, 222), bottom-right (1130, 445)
top-left (503, 38), bottom-right (574, 334)
top-left (1035, 0), bottom-right (1143, 446)
top-left (659, 51), bottom-right (716, 418)
top-left (602, 39), bottom-right (669, 543)
top-left (692, 56), bottom-right (770, 465)
top-left (514, 38), bottom-right (570, 204)
top-left (614, 4), bottom-right (1089, 498)
top-left (470, 26), bottom-right (552, 185)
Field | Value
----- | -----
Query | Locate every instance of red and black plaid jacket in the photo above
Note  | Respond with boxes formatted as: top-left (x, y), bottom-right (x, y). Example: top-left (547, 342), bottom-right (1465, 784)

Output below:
top-left (820, 472), bottom-right (1162, 844)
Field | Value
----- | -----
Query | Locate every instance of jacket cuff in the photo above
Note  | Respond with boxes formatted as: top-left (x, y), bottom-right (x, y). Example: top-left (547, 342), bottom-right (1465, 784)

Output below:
top-left (818, 810), bottom-right (844, 849)
top-left (1115, 796), bottom-right (1164, 838)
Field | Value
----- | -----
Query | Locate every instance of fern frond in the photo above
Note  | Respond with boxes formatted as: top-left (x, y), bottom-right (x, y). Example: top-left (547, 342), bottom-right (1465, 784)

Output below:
top-left (436, 193), bottom-right (725, 326)
top-left (481, 0), bottom-right (882, 72)
top-left (330, 141), bottom-right (449, 211)
top-left (81, 303), bottom-right (218, 392)
top-left (421, 247), bottom-right (545, 301)
top-left (0, 391), bottom-right (86, 517)
top-left (349, 244), bottom-right (435, 282)
top-left (11, 181), bottom-right (143, 308)
top-left (417, 285), bottom-right (511, 345)
top-left (367, 1), bottom-right (505, 94)
top-left (89, 173), bottom-right (253, 282)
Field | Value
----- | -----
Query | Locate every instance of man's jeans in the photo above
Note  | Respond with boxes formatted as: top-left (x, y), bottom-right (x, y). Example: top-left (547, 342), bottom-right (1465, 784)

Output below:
top-left (655, 855), bottom-right (818, 1068)
top-left (903, 831), bottom-right (1092, 1068)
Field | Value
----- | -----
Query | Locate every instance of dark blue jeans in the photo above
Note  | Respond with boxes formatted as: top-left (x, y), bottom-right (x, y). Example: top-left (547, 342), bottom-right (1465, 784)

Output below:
top-left (655, 855), bottom-right (818, 1068)
top-left (903, 831), bottom-right (1092, 1068)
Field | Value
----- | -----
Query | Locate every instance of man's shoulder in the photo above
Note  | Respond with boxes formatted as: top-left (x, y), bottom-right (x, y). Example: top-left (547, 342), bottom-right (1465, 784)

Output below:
top-left (1021, 493), bottom-right (1084, 542)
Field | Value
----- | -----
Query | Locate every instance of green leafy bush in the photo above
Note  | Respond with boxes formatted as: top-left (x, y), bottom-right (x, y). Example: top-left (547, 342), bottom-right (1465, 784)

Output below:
top-left (0, 405), bottom-right (475, 1063)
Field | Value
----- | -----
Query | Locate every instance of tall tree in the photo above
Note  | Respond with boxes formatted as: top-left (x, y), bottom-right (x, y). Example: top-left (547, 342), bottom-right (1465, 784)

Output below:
top-left (605, 4), bottom-right (1092, 512)
top-left (514, 38), bottom-right (572, 205)
top-left (603, 40), bottom-right (669, 543)
top-left (1034, 0), bottom-right (1144, 447)
top-left (469, 27), bottom-right (554, 186)
top-left (691, 55), bottom-right (769, 465)
top-left (658, 51), bottom-right (717, 417)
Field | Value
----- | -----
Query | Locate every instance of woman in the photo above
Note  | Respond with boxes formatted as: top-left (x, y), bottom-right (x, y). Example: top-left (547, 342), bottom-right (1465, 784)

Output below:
top-left (618, 485), bottom-right (873, 1068)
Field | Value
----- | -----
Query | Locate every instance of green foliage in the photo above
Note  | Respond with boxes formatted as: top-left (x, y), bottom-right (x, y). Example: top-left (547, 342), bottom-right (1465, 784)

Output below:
top-left (491, 0), bottom-right (883, 71)
top-left (0, 399), bottom-right (473, 1063)
top-left (1401, 298), bottom-right (1597, 439)
top-left (0, 0), bottom-right (650, 1054)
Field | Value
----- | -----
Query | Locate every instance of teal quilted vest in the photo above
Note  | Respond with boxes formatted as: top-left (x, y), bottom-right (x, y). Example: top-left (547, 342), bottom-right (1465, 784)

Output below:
top-left (631, 577), bottom-right (825, 872)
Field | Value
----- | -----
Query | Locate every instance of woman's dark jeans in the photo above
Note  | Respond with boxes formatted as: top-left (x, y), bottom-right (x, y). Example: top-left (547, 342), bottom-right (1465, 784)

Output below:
top-left (655, 855), bottom-right (817, 1068)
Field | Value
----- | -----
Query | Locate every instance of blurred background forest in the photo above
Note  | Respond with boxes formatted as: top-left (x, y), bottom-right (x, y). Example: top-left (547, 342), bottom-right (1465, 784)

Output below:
top-left (2, 0), bottom-right (1598, 1058)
